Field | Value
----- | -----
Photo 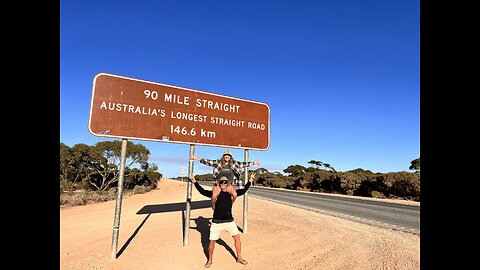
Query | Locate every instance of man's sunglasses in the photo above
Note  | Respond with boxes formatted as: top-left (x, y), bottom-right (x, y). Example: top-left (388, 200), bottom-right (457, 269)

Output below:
top-left (219, 180), bottom-right (228, 184)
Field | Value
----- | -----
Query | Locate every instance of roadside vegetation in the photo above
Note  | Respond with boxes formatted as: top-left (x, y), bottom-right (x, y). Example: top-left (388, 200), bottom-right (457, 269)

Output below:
top-left (60, 140), bottom-right (161, 208)
top-left (60, 140), bottom-right (420, 208)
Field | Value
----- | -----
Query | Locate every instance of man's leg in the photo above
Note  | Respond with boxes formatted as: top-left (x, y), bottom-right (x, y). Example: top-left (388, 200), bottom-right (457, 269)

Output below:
top-left (206, 222), bottom-right (221, 268)
top-left (225, 221), bottom-right (246, 264)
top-left (204, 240), bottom-right (215, 268)
top-left (232, 234), bottom-right (247, 264)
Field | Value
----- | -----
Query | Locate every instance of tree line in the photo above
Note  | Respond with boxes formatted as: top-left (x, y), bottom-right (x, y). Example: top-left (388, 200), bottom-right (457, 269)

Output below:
top-left (60, 140), bottom-right (161, 193)
top-left (61, 140), bottom-right (420, 201)
top-left (192, 161), bottom-right (420, 202)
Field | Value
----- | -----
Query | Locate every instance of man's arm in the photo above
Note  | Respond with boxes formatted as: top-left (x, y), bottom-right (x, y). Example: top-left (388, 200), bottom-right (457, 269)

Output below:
top-left (236, 172), bottom-right (256, 196)
top-left (236, 181), bottom-right (251, 196)
top-left (194, 182), bottom-right (212, 198)
top-left (189, 174), bottom-right (212, 198)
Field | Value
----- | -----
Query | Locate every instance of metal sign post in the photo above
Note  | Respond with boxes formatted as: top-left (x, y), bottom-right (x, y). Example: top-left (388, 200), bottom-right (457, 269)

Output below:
top-left (183, 144), bottom-right (195, 246)
top-left (243, 149), bottom-right (249, 233)
top-left (110, 139), bottom-right (128, 260)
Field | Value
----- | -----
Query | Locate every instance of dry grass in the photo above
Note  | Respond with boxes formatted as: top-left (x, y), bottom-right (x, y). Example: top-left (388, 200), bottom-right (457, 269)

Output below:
top-left (60, 185), bottom-right (153, 208)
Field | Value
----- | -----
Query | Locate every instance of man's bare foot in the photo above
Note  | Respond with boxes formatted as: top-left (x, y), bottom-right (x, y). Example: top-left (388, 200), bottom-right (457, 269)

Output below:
top-left (236, 258), bottom-right (248, 265)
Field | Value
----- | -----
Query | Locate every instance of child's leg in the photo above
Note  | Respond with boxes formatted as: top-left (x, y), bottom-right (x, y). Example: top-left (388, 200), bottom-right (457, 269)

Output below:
top-left (211, 185), bottom-right (221, 209)
top-left (227, 185), bottom-right (237, 203)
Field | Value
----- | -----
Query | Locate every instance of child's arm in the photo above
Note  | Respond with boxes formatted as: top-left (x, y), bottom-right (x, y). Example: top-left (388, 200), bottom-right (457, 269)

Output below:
top-left (235, 159), bottom-right (260, 168)
top-left (190, 154), bottom-right (219, 167)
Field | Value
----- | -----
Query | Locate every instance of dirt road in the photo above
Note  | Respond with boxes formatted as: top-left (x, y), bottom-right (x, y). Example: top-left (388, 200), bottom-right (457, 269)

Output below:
top-left (60, 179), bottom-right (420, 269)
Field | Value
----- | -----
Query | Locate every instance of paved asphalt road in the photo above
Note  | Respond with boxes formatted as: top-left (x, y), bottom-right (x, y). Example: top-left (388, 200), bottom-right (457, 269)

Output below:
top-left (198, 181), bottom-right (420, 235)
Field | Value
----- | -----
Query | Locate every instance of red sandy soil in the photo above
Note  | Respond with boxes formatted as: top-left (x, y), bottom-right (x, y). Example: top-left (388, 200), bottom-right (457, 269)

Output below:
top-left (60, 179), bottom-right (420, 270)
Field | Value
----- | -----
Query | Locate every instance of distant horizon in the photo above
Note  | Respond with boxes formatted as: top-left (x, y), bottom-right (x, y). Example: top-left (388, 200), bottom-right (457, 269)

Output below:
top-left (61, 139), bottom-right (418, 177)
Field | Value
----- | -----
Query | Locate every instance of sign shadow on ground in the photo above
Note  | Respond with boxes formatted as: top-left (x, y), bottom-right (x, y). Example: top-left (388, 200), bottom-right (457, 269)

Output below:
top-left (136, 200), bottom-right (212, 215)
top-left (117, 200), bottom-right (212, 257)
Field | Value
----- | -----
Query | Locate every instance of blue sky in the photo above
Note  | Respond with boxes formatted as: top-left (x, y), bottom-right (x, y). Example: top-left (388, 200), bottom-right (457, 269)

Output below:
top-left (60, 0), bottom-right (420, 178)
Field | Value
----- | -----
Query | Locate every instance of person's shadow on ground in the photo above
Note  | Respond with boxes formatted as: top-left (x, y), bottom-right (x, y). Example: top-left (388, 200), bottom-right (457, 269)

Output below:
top-left (191, 216), bottom-right (237, 260)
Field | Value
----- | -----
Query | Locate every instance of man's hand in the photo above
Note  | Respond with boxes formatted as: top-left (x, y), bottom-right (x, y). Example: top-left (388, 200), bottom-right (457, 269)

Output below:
top-left (249, 172), bottom-right (256, 182)
top-left (254, 159), bottom-right (260, 165)
top-left (189, 173), bottom-right (197, 183)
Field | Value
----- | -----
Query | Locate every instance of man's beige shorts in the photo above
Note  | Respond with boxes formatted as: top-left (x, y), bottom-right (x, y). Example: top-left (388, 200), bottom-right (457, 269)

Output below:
top-left (209, 221), bottom-right (240, 240)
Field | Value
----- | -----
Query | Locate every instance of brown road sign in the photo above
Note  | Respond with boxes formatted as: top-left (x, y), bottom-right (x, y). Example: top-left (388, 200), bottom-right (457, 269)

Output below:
top-left (88, 73), bottom-right (270, 150)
